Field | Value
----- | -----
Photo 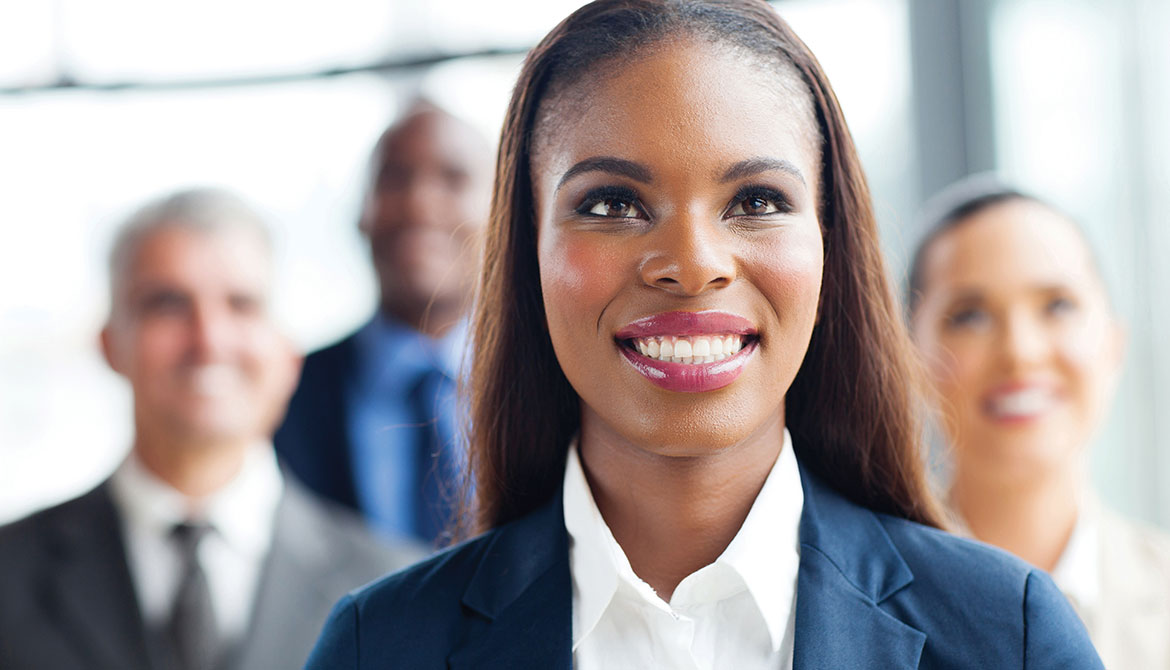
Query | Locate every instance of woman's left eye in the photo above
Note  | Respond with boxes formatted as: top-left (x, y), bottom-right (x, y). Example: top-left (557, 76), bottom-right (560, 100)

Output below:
top-left (1044, 295), bottom-right (1077, 316)
top-left (726, 188), bottom-right (789, 217)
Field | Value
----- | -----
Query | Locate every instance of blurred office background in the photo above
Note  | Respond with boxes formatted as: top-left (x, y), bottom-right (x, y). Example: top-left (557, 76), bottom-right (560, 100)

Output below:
top-left (2, 0), bottom-right (1168, 526)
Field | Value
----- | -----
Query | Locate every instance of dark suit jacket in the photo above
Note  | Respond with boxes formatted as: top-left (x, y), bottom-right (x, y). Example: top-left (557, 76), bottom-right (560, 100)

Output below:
top-left (306, 461), bottom-right (1104, 669)
top-left (0, 475), bottom-right (424, 670)
top-left (275, 335), bottom-right (361, 511)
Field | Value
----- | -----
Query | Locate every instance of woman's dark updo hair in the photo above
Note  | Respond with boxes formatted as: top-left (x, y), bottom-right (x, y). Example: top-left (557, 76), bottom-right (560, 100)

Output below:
top-left (905, 174), bottom-right (1105, 316)
top-left (906, 175), bottom-right (1032, 313)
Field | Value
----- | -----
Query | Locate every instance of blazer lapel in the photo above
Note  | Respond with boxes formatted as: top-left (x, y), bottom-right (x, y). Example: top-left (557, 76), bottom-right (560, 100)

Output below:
top-left (447, 494), bottom-right (572, 670)
top-left (231, 483), bottom-right (354, 670)
top-left (444, 464), bottom-right (926, 669)
top-left (45, 484), bottom-right (153, 670)
top-left (793, 464), bottom-right (926, 670)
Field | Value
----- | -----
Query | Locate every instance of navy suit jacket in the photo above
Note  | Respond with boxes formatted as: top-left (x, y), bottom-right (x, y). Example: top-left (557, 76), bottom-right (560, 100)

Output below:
top-left (306, 460), bottom-right (1103, 669)
top-left (276, 334), bottom-right (362, 511)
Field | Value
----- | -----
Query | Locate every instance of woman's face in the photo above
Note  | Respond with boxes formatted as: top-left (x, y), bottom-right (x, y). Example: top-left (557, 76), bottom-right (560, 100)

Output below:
top-left (911, 200), bottom-right (1122, 483)
top-left (531, 38), bottom-right (824, 456)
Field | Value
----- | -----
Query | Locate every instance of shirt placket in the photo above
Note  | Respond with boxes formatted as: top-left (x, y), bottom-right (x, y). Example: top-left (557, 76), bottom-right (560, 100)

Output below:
top-left (650, 603), bottom-right (702, 670)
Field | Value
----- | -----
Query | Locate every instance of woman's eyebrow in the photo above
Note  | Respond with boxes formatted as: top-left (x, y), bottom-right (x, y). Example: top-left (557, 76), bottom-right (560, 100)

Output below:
top-left (946, 288), bottom-right (986, 305)
top-left (721, 157), bottom-right (806, 185)
top-left (556, 156), bottom-right (654, 192)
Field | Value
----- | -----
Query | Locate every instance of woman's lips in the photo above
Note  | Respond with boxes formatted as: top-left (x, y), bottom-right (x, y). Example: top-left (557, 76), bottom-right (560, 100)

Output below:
top-left (615, 310), bottom-right (756, 339)
top-left (615, 311), bottom-right (758, 393)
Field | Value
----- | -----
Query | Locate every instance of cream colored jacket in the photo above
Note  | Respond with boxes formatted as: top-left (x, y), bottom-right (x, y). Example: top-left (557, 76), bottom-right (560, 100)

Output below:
top-left (1078, 501), bottom-right (1170, 669)
top-left (950, 496), bottom-right (1170, 669)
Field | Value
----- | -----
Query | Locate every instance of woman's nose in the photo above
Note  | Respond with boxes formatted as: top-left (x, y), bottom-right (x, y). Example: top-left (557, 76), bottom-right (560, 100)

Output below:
top-left (638, 212), bottom-right (736, 295)
top-left (999, 310), bottom-right (1049, 370)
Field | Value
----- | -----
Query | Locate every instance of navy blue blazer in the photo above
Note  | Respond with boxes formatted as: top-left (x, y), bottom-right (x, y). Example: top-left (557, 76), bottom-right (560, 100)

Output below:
top-left (306, 460), bottom-right (1103, 669)
top-left (276, 334), bottom-right (362, 511)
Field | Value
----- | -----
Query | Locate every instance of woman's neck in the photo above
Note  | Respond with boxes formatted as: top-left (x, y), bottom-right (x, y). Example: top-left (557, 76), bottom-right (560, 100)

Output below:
top-left (578, 412), bottom-right (785, 602)
top-left (950, 463), bottom-right (1083, 573)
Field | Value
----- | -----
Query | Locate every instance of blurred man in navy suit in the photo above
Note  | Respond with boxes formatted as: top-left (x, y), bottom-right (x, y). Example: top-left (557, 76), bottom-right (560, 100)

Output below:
top-left (275, 103), bottom-right (493, 545)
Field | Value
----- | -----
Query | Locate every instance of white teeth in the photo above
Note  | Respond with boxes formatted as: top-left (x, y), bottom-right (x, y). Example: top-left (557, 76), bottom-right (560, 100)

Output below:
top-left (988, 388), bottom-right (1053, 417)
top-left (692, 338), bottom-right (710, 357)
top-left (189, 364), bottom-right (239, 396)
top-left (629, 335), bottom-right (747, 364)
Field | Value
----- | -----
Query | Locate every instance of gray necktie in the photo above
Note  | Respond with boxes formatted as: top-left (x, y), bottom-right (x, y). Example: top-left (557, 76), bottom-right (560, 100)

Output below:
top-left (168, 522), bottom-right (219, 670)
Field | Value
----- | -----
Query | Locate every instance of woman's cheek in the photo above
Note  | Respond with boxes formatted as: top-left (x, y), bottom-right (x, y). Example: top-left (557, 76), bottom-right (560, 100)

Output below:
top-left (1056, 314), bottom-right (1109, 366)
top-left (538, 231), bottom-right (630, 365)
top-left (747, 233), bottom-right (823, 325)
top-left (543, 235), bottom-right (618, 313)
top-left (542, 234), bottom-right (622, 298)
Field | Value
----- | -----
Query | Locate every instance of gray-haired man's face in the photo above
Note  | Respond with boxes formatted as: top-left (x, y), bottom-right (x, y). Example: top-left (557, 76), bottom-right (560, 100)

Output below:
top-left (102, 225), bottom-right (300, 447)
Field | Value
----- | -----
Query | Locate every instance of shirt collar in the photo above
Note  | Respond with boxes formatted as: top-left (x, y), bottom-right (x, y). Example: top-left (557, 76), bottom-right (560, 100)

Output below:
top-left (563, 429), bottom-right (803, 653)
top-left (564, 441), bottom-right (618, 650)
top-left (1050, 494), bottom-right (1100, 613)
top-left (353, 312), bottom-right (469, 387)
top-left (712, 430), bottom-right (803, 650)
top-left (110, 442), bottom-right (284, 559)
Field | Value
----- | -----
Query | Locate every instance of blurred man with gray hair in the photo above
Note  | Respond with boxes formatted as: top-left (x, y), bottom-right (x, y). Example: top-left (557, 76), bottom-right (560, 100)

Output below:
top-left (0, 188), bottom-right (422, 670)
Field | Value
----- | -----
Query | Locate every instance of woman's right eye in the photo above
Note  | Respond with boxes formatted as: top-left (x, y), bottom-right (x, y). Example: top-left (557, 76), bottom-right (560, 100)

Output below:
top-left (945, 307), bottom-right (989, 331)
top-left (585, 198), bottom-right (640, 218)
top-left (575, 187), bottom-right (645, 219)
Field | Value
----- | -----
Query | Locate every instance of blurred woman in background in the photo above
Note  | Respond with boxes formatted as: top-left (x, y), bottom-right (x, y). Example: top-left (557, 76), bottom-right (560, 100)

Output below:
top-left (910, 176), bottom-right (1170, 668)
top-left (308, 2), bottom-right (1101, 668)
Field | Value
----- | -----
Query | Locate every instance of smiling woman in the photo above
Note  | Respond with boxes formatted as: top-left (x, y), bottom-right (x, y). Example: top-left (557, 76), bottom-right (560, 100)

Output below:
top-left (306, 1), bottom-right (1104, 668)
top-left (909, 176), bottom-right (1170, 668)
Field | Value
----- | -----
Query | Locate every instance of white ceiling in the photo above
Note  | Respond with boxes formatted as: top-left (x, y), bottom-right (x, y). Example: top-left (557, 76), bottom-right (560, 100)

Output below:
top-left (0, 0), bottom-right (591, 89)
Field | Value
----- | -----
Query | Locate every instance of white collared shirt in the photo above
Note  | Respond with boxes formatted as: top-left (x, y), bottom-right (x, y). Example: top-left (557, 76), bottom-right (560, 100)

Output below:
top-left (1049, 499), bottom-right (1100, 626)
top-left (564, 430), bottom-right (803, 670)
top-left (109, 443), bottom-right (284, 641)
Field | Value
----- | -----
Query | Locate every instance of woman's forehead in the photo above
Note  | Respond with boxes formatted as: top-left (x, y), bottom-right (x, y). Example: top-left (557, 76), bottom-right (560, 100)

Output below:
top-left (531, 38), bottom-right (819, 181)
top-left (924, 201), bottom-right (1102, 294)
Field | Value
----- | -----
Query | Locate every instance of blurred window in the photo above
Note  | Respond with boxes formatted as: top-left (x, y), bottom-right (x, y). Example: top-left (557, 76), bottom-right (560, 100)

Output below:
top-left (0, 0), bottom-right (913, 522)
top-left (989, 0), bottom-right (1170, 525)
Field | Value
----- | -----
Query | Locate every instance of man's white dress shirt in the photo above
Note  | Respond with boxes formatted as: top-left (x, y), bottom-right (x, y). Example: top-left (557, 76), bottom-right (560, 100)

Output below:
top-left (564, 430), bottom-right (803, 670)
top-left (109, 443), bottom-right (284, 642)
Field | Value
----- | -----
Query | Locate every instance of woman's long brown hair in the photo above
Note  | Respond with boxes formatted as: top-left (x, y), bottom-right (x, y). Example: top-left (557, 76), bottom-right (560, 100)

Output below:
top-left (464, 0), bottom-right (942, 535)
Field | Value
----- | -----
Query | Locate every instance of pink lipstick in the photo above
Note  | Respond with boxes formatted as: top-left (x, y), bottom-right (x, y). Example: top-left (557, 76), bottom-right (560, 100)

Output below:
top-left (615, 311), bottom-right (758, 393)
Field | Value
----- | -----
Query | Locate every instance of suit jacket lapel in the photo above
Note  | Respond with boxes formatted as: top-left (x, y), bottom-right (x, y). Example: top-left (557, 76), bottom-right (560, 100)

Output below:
top-left (231, 483), bottom-right (353, 670)
top-left (445, 464), bottom-right (926, 670)
top-left (793, 463), bottom-right (926, 670)
top-left (447, 494), bottom-right (572, 670)
top-left (45, 484), bottom-right (153, 670)
top-left (275, 335), bottom-right (361, 510)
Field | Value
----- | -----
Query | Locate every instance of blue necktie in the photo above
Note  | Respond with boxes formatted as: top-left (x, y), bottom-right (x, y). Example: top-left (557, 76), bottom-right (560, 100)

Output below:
top-left (410, 366), bottom-right (461, 545)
